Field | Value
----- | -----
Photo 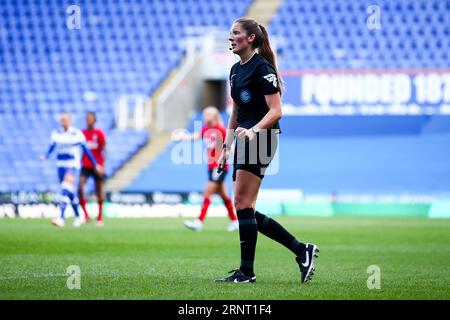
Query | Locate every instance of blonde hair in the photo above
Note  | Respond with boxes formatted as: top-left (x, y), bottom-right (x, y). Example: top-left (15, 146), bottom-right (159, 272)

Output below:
top-left (202, 106), bottom-right (223, 126)
top-left (60, 112), bottom-right (71, 120)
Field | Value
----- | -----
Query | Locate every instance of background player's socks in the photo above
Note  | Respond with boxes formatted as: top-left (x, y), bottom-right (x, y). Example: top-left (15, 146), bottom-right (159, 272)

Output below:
top-left (198, 196), bottom-right (211, 222)
top-left (71, 196), bottom-right (85, 227)
top-left (71, 196), bottom-right (80, 218)
top-left (60, 181), bottom-right (82, 225)
top-left (59, 188), bottom-right (72, 219)
top-left (237, 208), bottom-right (258, 277)
top-left (223, 197), bottom-right (237, 221)
top-left (97, 199), bottom-right (103, 221)
top-left (79, 196), bottom-right (90, 221)
top-left (255, 211), bottom-right (306, 256)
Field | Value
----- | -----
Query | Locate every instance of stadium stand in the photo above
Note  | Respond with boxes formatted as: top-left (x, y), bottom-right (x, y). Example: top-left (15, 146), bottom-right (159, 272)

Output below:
top-left (0, 0), bottom-right (252, 192)
top-left (270, 0), bottom-right (450, 70)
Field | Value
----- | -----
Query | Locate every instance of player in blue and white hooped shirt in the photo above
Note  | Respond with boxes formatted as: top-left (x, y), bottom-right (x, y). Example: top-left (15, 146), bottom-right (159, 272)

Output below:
top-left (40, 113), bottom-right (103, 227)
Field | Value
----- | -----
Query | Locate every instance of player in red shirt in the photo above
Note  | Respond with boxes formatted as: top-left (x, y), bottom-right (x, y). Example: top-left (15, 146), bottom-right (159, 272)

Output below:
top-left (175, 106), bottom-right (238, 232)
top-left (78, 111), bottom-right (107, 226)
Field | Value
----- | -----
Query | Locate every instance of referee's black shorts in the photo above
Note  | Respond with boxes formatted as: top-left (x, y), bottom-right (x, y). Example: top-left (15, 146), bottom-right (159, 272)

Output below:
top-left (232, 129), bottom-right (279, 181)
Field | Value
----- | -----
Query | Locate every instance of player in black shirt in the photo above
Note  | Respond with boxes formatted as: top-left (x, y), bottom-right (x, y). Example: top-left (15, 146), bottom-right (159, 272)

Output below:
top-left (215, 17), bottom-right (319, 284)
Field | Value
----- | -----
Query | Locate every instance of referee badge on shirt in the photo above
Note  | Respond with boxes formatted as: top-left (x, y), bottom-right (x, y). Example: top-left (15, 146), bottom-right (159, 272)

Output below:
top-left (240, 89), bottom-right (251, 103)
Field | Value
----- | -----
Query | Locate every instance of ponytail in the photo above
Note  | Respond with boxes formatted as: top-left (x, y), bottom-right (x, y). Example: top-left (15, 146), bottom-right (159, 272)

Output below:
top-left (257, 24), bottom-right (283, 95)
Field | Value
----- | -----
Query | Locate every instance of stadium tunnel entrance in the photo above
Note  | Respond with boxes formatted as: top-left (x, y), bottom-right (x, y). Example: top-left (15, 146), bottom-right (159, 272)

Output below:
top-left (202, 80), bottom-right (227, 111)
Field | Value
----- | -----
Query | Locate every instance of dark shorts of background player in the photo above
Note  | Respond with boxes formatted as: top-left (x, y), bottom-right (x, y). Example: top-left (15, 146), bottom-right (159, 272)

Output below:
top-left (208, 168), bottom-right (228, 184)
top-left (81, 167), bottom-right (106, 182)
top-left (232, 129), bottom-right (279, 181)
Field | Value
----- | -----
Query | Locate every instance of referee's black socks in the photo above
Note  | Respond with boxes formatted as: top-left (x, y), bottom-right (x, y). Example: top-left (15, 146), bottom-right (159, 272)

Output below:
top-left (237, 208), bottom-right (258, 277)
top-left (255, 211), bottom-right (307, 256)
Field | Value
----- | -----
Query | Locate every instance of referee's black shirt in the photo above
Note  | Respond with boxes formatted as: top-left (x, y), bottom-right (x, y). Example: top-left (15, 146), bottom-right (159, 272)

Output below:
top-left (229, 53), bottom-right (281, 131)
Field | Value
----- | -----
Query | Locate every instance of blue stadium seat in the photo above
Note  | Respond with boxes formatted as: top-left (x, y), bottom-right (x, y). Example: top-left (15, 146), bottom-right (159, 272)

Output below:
top-left (270, 0), bottom-right (450, 70)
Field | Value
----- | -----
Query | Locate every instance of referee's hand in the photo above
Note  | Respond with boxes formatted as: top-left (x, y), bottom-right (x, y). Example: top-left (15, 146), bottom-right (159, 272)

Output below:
top-left (217, 148), bottom-right (229, 173)
top-left (235, 127), bottom-right (256, 141)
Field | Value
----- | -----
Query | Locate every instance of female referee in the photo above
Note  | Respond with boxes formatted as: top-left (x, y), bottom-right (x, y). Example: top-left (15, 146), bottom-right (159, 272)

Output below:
top-left (174, 106), bottom-right (239, 232)
top-left (215, 18), bottom-right (319, 284)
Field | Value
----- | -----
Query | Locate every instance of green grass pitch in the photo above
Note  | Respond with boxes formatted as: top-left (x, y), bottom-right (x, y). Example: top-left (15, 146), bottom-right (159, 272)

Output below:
top-left (0, 217), bottom-right (449, 299)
